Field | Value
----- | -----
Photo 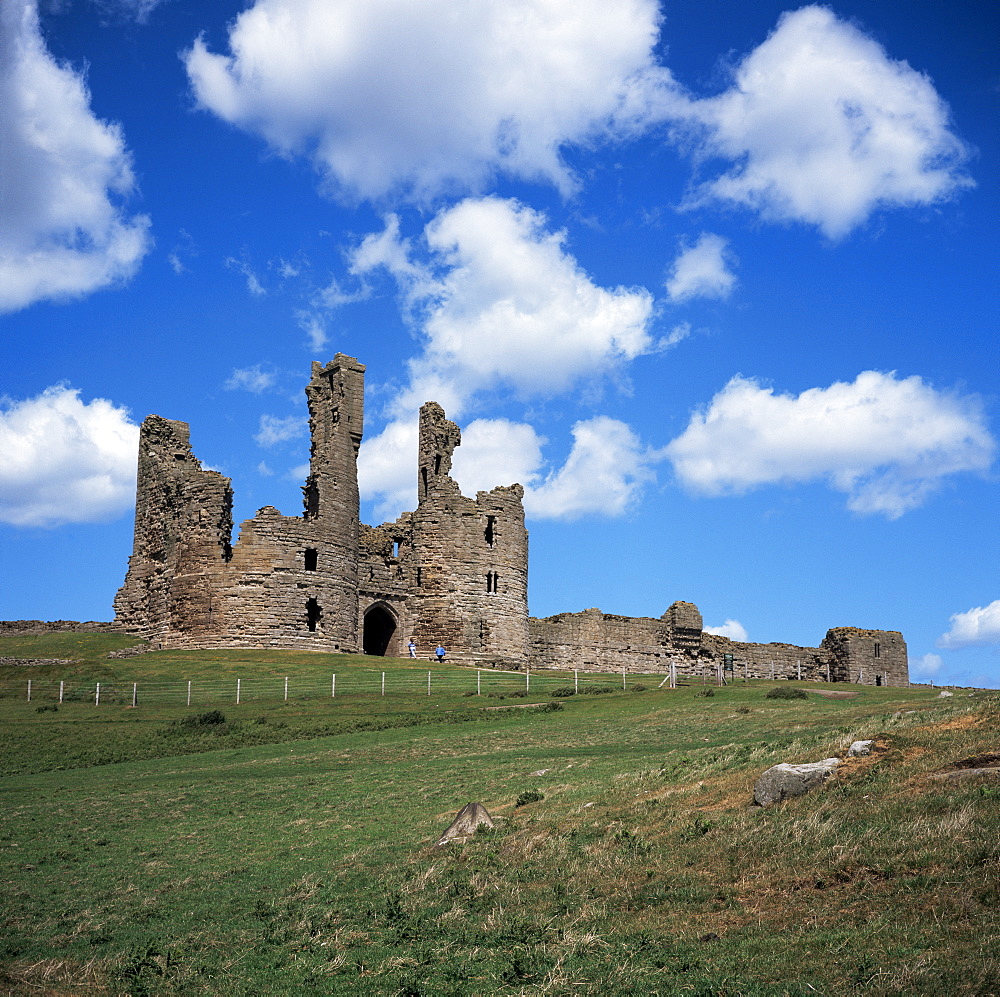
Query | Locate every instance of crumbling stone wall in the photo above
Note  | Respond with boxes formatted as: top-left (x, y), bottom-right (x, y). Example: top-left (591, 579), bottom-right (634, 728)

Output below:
top-left (528, 604), bottom-right (908, 686)
top-left (114, 357), bottom-right (530, 666)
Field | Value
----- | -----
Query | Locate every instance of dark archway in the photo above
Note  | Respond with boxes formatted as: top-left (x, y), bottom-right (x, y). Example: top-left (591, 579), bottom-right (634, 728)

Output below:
top-left (363, 604), bottom-right (397, 656)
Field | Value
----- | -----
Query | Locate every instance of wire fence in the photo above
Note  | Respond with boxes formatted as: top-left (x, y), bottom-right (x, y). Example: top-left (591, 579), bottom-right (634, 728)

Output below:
top-left (1, 666), bottom-right (676, 709)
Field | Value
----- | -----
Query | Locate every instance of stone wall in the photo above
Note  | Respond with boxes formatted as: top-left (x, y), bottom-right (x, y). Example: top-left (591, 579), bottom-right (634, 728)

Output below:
top-left (528, 604), bottom-right (908, 686)
top-left (113, 357), bottom-right (530, 666)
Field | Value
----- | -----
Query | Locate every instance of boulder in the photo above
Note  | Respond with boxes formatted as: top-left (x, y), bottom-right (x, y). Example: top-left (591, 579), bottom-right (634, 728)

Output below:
top-left (753, 758), bottom-right (840, 806)
top-left (847, 740), bottom-right (874, 757)
top-left (937, 690), bottom-right (954, 698)
top-left (436, 802), bottom-right (494, 846)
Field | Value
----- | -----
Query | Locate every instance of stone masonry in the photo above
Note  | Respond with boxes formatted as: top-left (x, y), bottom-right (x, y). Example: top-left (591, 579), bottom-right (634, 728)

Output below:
top-left (115, 356), bottom-right (530, 666)
top-left (114, 353), bottom-right (908, 685)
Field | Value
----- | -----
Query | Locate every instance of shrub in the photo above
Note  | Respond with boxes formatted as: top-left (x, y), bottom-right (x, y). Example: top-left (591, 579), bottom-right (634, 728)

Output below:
top-left (631, 684), bottom-right (648, 692)
top-left (550, 687), bottom-right (576, 698)
top-left (697, 687), bottom-right (715, 698)
top-left (586, 685), bottom-right (617, 696)
top-left (515, 790), bottom-right (543, 807)
top-left (766, 686), bottom-right (808, 700)
top-left (509, 690), bottom-right (527, 698)
top-left (180, 709), bottom-right (228, 728)
top-left (536, 701), bottom-right (563, 712)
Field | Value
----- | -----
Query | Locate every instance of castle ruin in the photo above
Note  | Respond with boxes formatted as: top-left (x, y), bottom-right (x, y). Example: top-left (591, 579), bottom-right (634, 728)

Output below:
top-left (115, 354), bottom-right (908, 686)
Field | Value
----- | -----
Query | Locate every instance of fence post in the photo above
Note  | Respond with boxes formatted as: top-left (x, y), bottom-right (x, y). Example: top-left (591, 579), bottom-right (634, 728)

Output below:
top-left (770, 661), bottom-right (774, 680)
top-left (428, 670), bottom-right (431, 696)
top-left (382, 671), bottom-right (385, 696)
top-left (797, 659), bottom-right (801, 681)
top-left (622, 666), bottom-right (626, 691)
top-left (27, 679), bottom-right (31, 702)
top-left (526, 668), bottom-right (530, 693)
top-left (95, 682), bottom-right (100, 706)
top-left (59, 680), bottom-right (64, 704)
top-left (187, 680), bottom-right (191, 707)
top-left (332, 674), bottom-right (336, 698)
top-left (575, 669), bottom-right (578, 694)
top-left (132, 682), bottom-right (137, 708)
top-left (284, 676), bottom-right (288, 701)
top-left (826, 660), bottom-right (830, 683)
top-left (236, 678), bottom-right (241, 705)
top-left (477, 669), bottom-right (481, 696)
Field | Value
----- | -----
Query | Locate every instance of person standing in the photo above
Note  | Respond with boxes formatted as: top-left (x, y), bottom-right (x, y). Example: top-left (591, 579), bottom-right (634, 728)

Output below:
top-left (435, 645), bottom-right (446, 663)
top-left (408, 638), bottom-right (417, 658)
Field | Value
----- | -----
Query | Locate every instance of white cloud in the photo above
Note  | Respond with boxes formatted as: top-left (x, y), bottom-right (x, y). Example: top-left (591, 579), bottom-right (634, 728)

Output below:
top-left (0, 384), bottom-right (139, 527)
top-left (0, 1), bottom-right (151, 313)
top-left (910, 652), bottom-right (944, 678)
top-left (705, 619), bottom-right (748, 642)
top-left (254, 414), bottom-right (304, 447)
top-left (526, 416), bottom-right (658, 520)
top-left (225, 256), bottom-right (266, 296)
top-left (353, 197), bottom-right (655, 413)
top-left (678, 5), bottom-right (972, 238)
top-left (937, 600), bottom-right (1000, 650)
top-left (296, 310), bottom-right (328, 351)
top-left (183, 0), bottom-right (669, 202)
top-left (360, 413), bottom-right (658, 524)
top-left (225, 365), bottom-right (277, 393)
top-left (665, 233), bottom-right (736, 302)
top-left (666, 371), bottom-right (995, 518)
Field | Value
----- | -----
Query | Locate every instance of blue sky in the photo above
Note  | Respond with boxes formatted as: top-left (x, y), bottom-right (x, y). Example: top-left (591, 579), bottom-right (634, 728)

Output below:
top-left (1, 0), bottom-right (997, 687)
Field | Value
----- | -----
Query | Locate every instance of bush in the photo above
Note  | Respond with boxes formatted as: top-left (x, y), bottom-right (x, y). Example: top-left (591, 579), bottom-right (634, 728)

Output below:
top-left (509, 690), bottom-right (527, 698)
top-left (550, 687), bottom-right (576, 698)
top-left (515, 790), bottom-right (544, 807)
top-left (697, 687), bottom-right (715, 698)
top-left (631, 684), bottom-right (648, 692)
top-left (180, 709), bottom-right (227, 728)
top-left (535, 701), bottom-right (563, 712)
top-left (585, 685), bottom-right (617, 696)
top-left (766, 686), bottom-right (808, 700)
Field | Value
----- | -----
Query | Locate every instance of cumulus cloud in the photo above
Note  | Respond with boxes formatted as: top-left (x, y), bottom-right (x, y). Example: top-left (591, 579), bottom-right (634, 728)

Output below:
top-left (937, 600), bottom-right (1000, 650)
top-left (0, 384), bottom-right (139, 527)
top-left (526, 417), bottom-right (658, 520)
top-left (0, 1), bottom-right (151, 313)
top-left (183, 0), bottom-right (668, 202)
top-left (705, 619), bottom-right (748, 642)
top-left (665, 233), bottom-right (736, 303)
top-left (678, 5), bottom-right (972, 238)
top-left (352, 197), bottom-right (655, 412)
top-left (254, 414), bottom-right (304, 447)
top-left (666, 371), bottom-right (995, 518)
top-left (360, 411), bottom-right (659, 524)
top-left (910, 652), bottom-right (944, 678)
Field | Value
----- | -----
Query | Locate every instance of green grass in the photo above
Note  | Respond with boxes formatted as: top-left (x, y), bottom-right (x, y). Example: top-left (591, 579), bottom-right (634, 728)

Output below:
top-left (1, 635), bottom-right (998, 994)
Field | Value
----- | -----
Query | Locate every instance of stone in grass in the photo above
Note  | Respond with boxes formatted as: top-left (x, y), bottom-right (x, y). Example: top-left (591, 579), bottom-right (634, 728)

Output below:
top-left (848, 740), bottom-right (874, 757)
top-left (753, 758), bottom-right (840, 807)
top-left (437, 802), bottom-right (494, 846)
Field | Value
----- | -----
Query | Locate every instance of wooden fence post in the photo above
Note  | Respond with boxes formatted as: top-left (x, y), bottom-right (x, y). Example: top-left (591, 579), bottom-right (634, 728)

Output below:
top-left (27, 679), bottom-right (31, 702)
top-left (59, 680), bottom-right (64, 703)
top-left (332, 674), bottom-right (336, 698)
top-left (132, 682), bottom-right (137, 708)
top-left (95, 682), bottom-right (100, 706)
top-left (428, 670), bottom-right (431, 696)
top-left (382, 671), bottom-right (385, 696)
top-left (236, 678), bottom-right (241, 705)
top-left (187, 680), bottom-right (191, 707)
top-left (284, 676), bottom-right (288, 701)
top-left (477, 669), bottom-right (481, 696)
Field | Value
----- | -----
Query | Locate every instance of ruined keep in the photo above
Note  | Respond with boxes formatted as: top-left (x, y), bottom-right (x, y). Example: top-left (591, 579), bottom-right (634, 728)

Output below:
top-left (115, 355), bottom-right (529, 666)
top-left (115, 354), bottom-right (908, 685)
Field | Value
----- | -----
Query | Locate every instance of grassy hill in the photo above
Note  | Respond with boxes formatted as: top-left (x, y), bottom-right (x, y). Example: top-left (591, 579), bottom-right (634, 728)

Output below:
top-left (1, 635), bottom-right (997, 995)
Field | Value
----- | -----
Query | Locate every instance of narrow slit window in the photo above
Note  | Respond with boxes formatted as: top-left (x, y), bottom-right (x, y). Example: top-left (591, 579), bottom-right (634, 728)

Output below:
top-left (416, 566), bottom-right (422, 587)
top-left (484, 516), bottom-right (495, 547)
top-left (304, 548), bottom-right (318, 571)
top-left (874, 642), bottom-right (881, 659)
top-left (392, 541), bottom-right (400, 558)
top-left (434, 454), bottom-right (441, 474)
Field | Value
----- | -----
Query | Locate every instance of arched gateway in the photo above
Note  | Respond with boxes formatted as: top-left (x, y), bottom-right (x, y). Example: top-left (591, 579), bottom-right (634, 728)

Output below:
top-left (362, 603), bottom-right (398, 656)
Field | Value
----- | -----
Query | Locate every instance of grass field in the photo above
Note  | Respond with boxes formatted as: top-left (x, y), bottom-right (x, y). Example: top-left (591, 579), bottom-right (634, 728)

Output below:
top-left (1, 635), bottom-right (998, 995)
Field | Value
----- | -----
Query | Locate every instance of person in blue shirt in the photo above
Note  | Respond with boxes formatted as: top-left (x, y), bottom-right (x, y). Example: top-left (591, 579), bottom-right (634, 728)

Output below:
top-left (408, 638), bottom-right (417, 658)
top-left (435, 645), bottom-right (446, 663)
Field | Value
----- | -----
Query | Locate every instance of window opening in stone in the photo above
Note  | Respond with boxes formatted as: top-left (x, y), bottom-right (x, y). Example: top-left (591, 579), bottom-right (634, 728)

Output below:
top-left (421, 467), bottom-right (428, 498)
top-left (875, 674), bottom-right (883, 686)
top-left (434, 454), bottom-right (441, 474)
top-left (392, 541), bottom-right (400, 558)
top-left (306, 598), bottom-right (322, 633)
top-left (485, 516), bottom-right (495, 547)
top-left (493, 572), bottom-right (499, 593)
top-left (486, 573), bottom-right (492, 593)
top-left (416, 566), bottom-right (422, 587)
top-left (304, 548), bottom-right (318, 571)
top-left (363, 605), bottom-right (397, 656)
top-left (332, 406), bottom-right (340, 424)
top-left (874, 642), bottom-right (880, 659)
